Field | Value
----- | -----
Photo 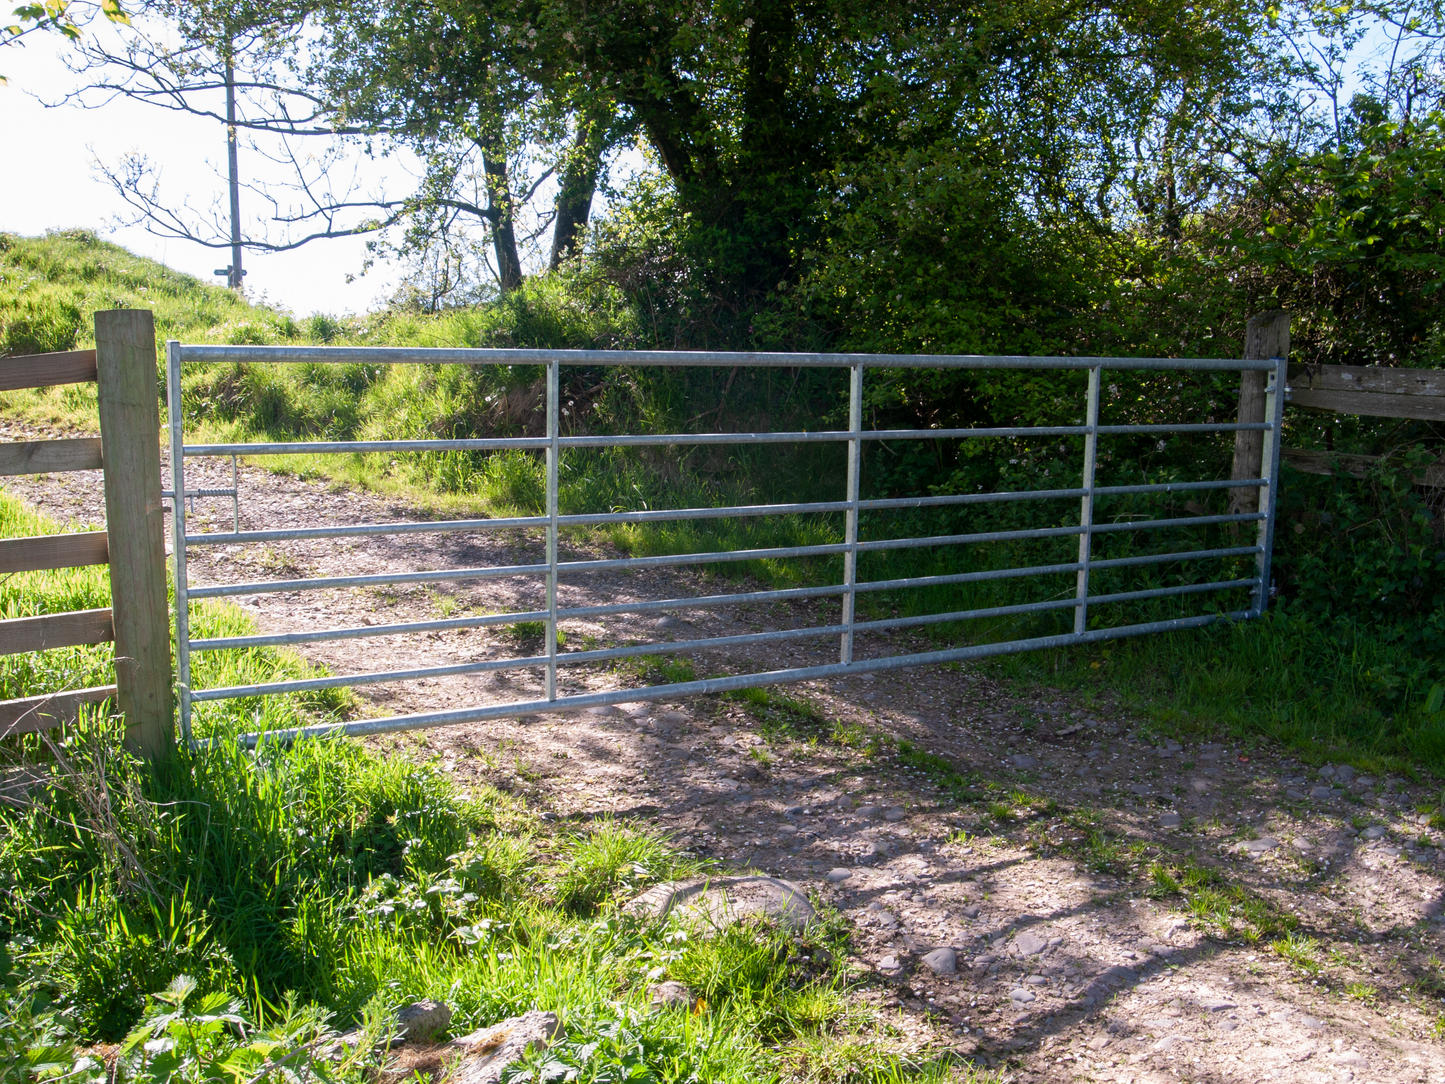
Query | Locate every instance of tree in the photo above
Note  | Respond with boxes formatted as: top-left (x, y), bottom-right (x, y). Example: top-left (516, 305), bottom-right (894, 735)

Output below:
top-left (65, 0), bottom-right (596, 294)
top-left (2, 0), bottom-right (128, 84)
top-left (308, 0), bottom-right (1281, 320)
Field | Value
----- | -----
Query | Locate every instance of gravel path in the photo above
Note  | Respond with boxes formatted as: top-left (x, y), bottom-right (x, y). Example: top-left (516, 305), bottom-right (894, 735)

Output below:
top-left (6, 416), bottom-right (1445, 1082)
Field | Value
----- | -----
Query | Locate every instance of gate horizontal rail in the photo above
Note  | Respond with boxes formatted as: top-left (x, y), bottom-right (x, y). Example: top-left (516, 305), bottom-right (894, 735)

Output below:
top-left (167, 344), bottom-right (1285, 749)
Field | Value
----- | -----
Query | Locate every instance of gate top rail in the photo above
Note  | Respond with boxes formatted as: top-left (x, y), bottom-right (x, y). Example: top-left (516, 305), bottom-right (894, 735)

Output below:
top-left (177, 344), bottom-right (1278, 372)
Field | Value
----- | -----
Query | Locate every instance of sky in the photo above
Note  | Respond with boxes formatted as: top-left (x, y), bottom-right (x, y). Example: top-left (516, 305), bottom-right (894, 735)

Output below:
top-left (1, 24), bottom-right (408, 316)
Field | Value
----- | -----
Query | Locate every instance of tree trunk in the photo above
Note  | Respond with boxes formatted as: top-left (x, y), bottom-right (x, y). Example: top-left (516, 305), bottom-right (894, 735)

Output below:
top-left (549, 105), bottom-right (612, 271)
top-left (483, 144), bottom-right (523, 293)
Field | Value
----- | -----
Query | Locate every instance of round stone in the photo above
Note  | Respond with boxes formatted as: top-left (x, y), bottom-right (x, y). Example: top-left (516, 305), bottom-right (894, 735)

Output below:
top-left (825, 867), bottom-right (853, 883)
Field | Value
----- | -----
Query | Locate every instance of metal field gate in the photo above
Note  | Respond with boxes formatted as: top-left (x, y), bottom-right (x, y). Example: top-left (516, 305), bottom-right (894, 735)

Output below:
top-left (167, 345), bottom-right (1286, 747)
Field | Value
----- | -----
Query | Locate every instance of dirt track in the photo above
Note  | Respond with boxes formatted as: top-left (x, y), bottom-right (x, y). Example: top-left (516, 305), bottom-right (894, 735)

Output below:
top-left (8, 417), bottom-right (1445, 1083)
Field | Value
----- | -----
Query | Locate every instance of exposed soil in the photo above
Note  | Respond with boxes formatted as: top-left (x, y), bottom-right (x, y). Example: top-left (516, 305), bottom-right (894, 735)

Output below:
top-left (8, 415), bottom-right (1445, 1083)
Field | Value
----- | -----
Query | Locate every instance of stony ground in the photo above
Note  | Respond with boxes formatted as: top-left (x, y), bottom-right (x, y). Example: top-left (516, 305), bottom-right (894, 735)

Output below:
top-left (8, 416), bottom-right (1445, 1083)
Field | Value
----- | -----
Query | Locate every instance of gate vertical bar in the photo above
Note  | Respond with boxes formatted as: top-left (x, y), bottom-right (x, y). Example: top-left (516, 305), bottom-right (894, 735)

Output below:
top-left (840, 362), bottom-right (863, 664)
top-left (1074, 366), bottom-right (1102, 634)
top-left (1253, 355), bottom-right (1287, 617)
top-left (545, 358), bottom-right (559, 701)
top-left (167, 341), bottom-right (193, 746)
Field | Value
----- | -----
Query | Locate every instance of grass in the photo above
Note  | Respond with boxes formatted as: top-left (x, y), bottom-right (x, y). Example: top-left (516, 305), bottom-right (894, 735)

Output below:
top-left (1345, 981), bottom-right (1379, 1002)
top-left (724, 686), bottom-right (879, 752)
top-left (0, 497), bottom-right (971, 1081)
top-left (1145, 855), bottom-right (1295, 943)
top-left (3, 721), bottom-right (979, 1081)
top-left (1271, 931), bottom-right (1322, 976)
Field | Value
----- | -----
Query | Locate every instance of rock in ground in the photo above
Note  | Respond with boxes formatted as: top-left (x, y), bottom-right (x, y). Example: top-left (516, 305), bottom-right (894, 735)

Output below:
top-left (1014, 930), bottom-right (1049, 956)
top-left (625, 876), bottom-right (816, 931)
top-left (649, 981), bottom-right (695, 1010)
top-left (396, 1000), bottom-right (452, 1043)
top-left (448, 1011), bottom-right (559, 1084)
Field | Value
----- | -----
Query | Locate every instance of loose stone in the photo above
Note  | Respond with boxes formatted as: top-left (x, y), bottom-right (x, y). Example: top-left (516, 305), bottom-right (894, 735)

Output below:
top-left (1014, 930), bottom-right (1049, 956)
top-left (450, 1011), bottom-right (560, 1084)
top-left (922, 947), bottom-right (956, 974)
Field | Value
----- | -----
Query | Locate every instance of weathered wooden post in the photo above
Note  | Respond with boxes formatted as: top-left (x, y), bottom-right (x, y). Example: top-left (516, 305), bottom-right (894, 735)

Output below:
top-left (95, 310), bottom-right (174, 758)
top-left (1229, 310), bottom-right (1290, 517)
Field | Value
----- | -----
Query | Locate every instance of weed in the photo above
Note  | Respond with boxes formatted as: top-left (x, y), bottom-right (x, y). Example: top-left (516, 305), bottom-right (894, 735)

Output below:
top-left (1141, 855), bottom-right (1290, 941)
top-left (1078, 830), bottom-right (1127, 874)
top-left (723, 686), bottom-right (833, 743)
top-left (985, 801), bottom-right (1015, 824)
top-left (505, 621), bottom-right (565, 649)
top-left (895, 742), bottom-right (983, 803)
top-left (1411, 959), bottom-right (1445, 999)
top-left (620, 655), bottom-right (697, 687)
top-left (1345, 981), bottom-right (1378, 1002)
top-left (549, 819), bottom-right (693, 916)
top-left (1271, 931), bottom-right (1322, 975)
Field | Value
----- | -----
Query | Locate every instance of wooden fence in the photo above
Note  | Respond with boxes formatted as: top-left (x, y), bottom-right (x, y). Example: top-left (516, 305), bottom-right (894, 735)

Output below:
top-left (1231, 312), bottom-right (1445, 492)
top-left (1283, 360), bottom-right (1445, 485)
top-left (0, 311), bottom-right (173, 758)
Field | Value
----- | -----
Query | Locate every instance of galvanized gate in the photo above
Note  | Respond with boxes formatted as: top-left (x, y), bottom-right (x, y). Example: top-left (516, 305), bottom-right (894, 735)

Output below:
top-left (166, 345), bottom-right (1285, 747)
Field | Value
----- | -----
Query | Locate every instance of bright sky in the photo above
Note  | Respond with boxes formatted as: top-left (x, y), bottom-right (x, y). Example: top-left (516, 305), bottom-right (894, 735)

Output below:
top-left (1, 25), bottom-right (407, 316)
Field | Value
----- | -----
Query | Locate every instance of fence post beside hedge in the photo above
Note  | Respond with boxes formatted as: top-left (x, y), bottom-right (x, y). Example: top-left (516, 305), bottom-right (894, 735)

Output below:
top-left (1230, 310), bottom-right (1290, 518)
top-left (95, 309), bottom-right (174, 758)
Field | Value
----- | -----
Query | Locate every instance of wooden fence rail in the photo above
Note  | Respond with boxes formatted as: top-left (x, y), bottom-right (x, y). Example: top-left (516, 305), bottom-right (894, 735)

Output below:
top-left (1230, 315), bottom-right (1445, 490)
top-left (0, 312), bottom-right (173, 755)
top-left (1288, 362), bottom-right (1445, 422)
top-left (1281, 356), bottom-right (1445, 485)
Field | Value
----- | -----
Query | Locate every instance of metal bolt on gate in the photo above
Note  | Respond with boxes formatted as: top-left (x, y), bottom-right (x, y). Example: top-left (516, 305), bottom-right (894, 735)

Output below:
top-left (166, 344), bottom-right (1286, 748)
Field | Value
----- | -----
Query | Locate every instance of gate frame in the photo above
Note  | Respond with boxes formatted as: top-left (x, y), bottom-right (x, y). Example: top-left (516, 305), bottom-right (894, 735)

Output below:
top-left (166, 343), bottom-right (1286, 748)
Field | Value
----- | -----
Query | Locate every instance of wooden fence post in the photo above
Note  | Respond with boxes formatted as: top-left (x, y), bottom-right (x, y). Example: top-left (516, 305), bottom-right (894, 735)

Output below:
top-left (1229, 310), bottom-right (1290, 517)
top-left (95, 310), bottom-right (174, 758)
